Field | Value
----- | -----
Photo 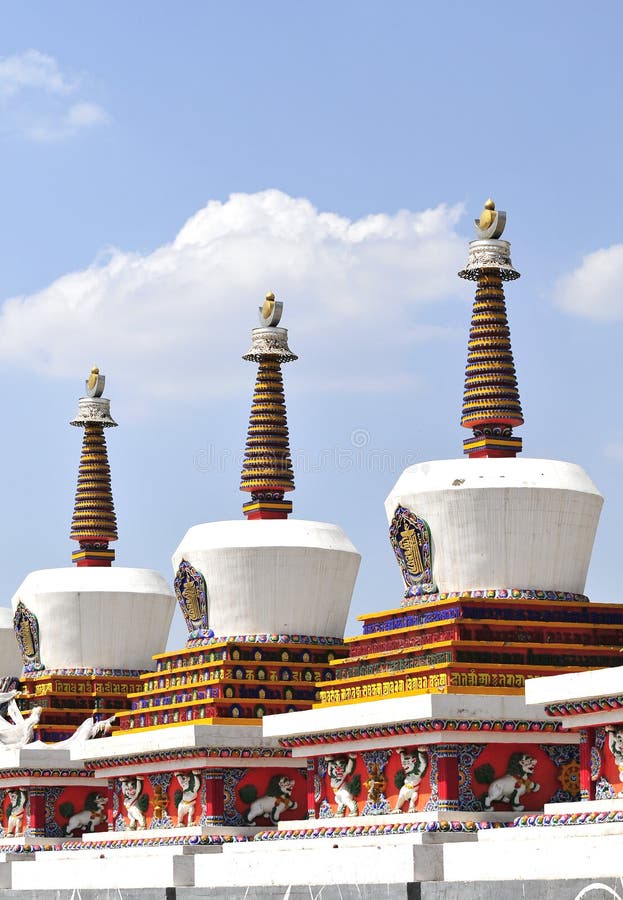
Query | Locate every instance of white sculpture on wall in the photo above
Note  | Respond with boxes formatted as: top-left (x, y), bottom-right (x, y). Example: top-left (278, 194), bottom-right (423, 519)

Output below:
top-left (393, 747), bottom-right (428, 813)
top-left (120, 776), bottom-right (148, 830)
top-left (0, 677), bottom-right (18, 706)
top-left (175, 771), bottom-right (201, 826)
top-left (0, 688), bottom-right (117, 752)
top-left (0, 701), bottom-right (42, 749)
top-left (5, 788), bottom-right (28, 836)
top-left (46, 714), bottom-right (117, 748)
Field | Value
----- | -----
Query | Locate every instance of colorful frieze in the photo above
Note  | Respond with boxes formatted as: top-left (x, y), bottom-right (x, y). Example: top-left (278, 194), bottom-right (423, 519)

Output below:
top-left (590, 725), bottom-right (623, 799)
top-left (107, 766), bottom-right (306, 831)
top-left (238, 771), bottom-right (304, 825)
top-left (17, 672), bottom-right (144, 743)
top-left (317, 589), bottom-right (623, 715)
top-left (468, 745), bottom-right (566, 812)
top-left (315, 748), bottom-right (433, 817)
top-left (116, 637), bottom-right (347, 733)
top-left (311, 745), bottom-right (577, 817)
top-left (55, 787), bottom-right (109, 836)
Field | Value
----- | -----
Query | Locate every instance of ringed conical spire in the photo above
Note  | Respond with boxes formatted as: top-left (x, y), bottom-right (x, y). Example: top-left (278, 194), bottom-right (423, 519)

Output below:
top-left (240, 293), bottom-right (297, 519)
top-left (69, 366), bottom-right (118, 565)
top-left (458, 200), bottom-right (523, 458)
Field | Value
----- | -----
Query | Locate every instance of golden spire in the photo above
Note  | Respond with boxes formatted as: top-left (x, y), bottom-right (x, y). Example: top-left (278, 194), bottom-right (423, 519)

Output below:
top-left (459, 201), bottom-right (523, 458)
top-left (69, 367), bottom-right (118, 565)
top-left (240, 294), bottom-right (297, 519)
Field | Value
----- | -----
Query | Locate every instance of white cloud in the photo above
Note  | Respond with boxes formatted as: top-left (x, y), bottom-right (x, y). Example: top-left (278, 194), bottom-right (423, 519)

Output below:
top-left (554, 244), bottom-right (623, 320)
top-left (0, 190), bottom-right (466, 411)
top-left (0, 49), bottom-right (75, 97)
top-left (0, 50), bottom-right (110, 140)
top-left (27, 101), bottom-right (110, 141)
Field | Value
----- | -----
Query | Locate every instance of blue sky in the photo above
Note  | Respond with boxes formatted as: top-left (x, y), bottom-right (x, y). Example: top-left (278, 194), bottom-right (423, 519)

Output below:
top-left (1, 2), bottom-right (623, 651)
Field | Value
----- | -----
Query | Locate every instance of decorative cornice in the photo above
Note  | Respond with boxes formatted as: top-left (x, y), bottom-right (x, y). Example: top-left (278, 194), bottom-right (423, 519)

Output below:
top-left (184, 633), bottom-right (344, 648)
top-left (278, 718), bottom-right (561, 748)
top-left (83, 745), bottom-right (292, 771)
top-left (254, 821), bottom-right (507, 841)
top-left (514, 811), bottom-right (623, 827)
top-left (0, 834), bottom-right (246, 853)
top-left (242, 327), bottom-right (297, 363)
top-left (0, 768), bottom-right (91, 779)
top-left (70, 397), bottom-right (117, 428)
top-left (398, 588), bottom-right (588, 607)
top-left (21, 668), bottom-right (143, 679)
top-left (458, 239), bottom-right (519, 281)
top-left (545, 696), bottom-right (623, 718)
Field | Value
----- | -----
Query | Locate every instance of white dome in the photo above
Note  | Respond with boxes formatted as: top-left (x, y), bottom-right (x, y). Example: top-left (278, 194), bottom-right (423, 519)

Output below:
top-left (172, 519), bottom-right (360, 638)
top-left (385, 457), bottom-right (603, 595)
top-left (10, 568), bottom-right (176, 671)
top-left (0, 607), bottom-right (22, 677)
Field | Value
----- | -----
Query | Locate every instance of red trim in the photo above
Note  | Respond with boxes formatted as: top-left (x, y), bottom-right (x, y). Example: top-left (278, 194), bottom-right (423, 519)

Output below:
top-left (75, 559), bottom-right (113, 567)
top-left (245, 510), bottom-right (289, 520)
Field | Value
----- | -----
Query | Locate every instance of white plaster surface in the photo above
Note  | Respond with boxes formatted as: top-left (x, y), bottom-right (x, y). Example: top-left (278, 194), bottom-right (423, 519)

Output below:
top-left (442, 831), bottom-right (623, 881)
top-left (72, 723), bottom-right (273, 763)
top-left (172, 519), bottom-right (360, 637)
top-left (0, 607), bottom-right (21, 676)
top-left (10, 853), bottom-right (195, 889)
top-left (263, 692), bottom-right (552, 741)
top-left (385, 457), bottom-right (603, 594)
top-left (526, 664), bottom-right (623, 706)
top-left (10, 567), bottom-right (176, 670)
top-left (0, 745), bottom-right (74, 769)
top-left (544, 799), bottom-right (623, 814)
top-left (194, 842), bottom-right (443, 885)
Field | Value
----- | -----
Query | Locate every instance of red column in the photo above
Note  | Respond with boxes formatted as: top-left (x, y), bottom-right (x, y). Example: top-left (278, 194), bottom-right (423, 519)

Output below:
top-left (28, 787), bottom-right (46, 837)
top-left (204, 769), bottom-right (224, 825)
top-left (436, 745), bottom-right (460, 812)
top-left (579, 728), bottom-right (596, 802)
top-left (107, 779), bottom-right (116, 831)
top-left (306, 758), bottom-right (318, 819)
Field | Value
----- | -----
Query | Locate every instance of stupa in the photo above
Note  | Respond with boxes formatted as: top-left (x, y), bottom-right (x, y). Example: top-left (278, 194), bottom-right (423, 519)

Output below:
top-left (57, 296), bottom-right (361, 835)
top-left (264, 201), bottom-right (623, 821)
top-left (2, 207), bottom-right (623, 895)
top-left (10, 369), bottom-right (176, 741)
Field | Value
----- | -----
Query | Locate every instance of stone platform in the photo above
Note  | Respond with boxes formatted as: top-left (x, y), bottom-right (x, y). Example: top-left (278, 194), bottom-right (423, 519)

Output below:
top-left (0, 820), bottom-right (622, 895)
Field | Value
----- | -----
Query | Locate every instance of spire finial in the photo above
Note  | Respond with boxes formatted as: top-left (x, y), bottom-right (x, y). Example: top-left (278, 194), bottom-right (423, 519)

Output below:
top-left (69, 369), bottom-right (118, 565)
top-left (458, 202), bottom-right (523, 458)
top-left (240, 293), bottom-right (296, 519)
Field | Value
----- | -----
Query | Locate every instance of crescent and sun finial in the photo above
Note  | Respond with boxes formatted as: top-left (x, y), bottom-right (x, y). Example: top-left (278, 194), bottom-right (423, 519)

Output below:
top-left (474, 197), bottom-right (506, 240)
top-left (259, 290), bottom-right (283, 327)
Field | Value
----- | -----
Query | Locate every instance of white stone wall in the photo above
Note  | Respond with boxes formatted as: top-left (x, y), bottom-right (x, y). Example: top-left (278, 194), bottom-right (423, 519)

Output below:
top-left (10, 568), bottom-right (176, 671)
top-left (172, 519), bottom-right (360, 638)
top-left (385, 458), bottom-right (603, 595)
